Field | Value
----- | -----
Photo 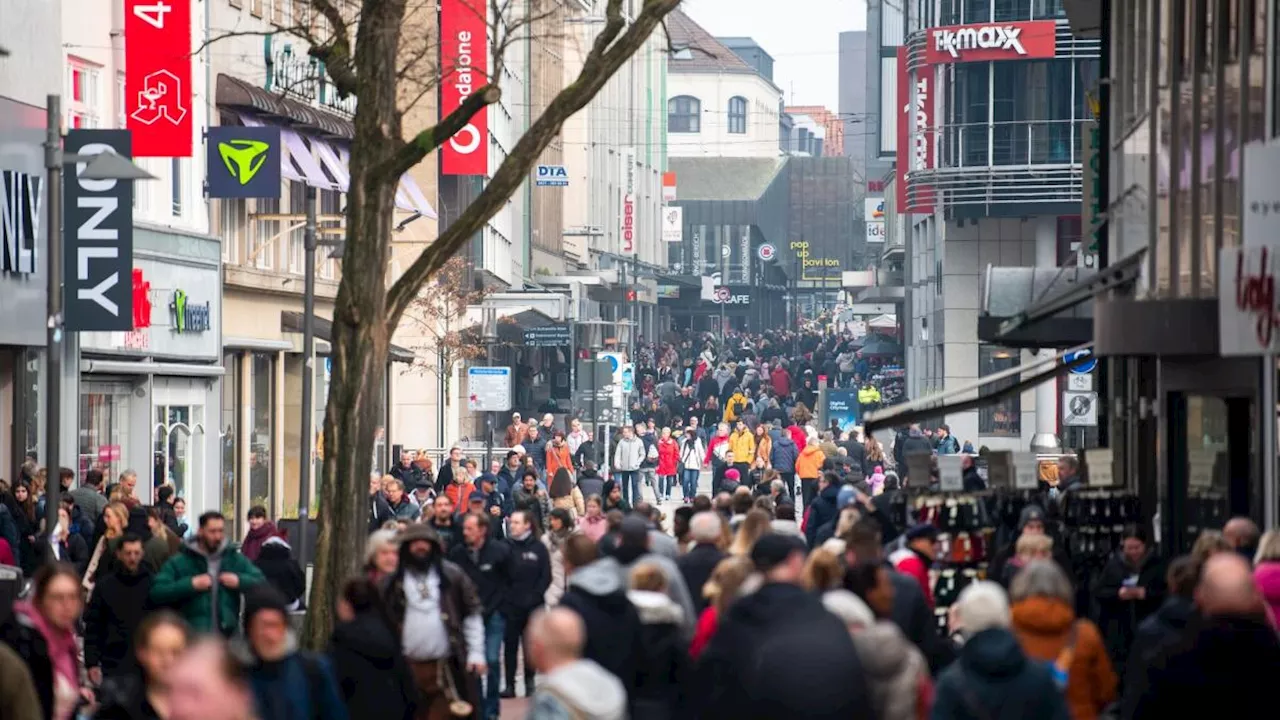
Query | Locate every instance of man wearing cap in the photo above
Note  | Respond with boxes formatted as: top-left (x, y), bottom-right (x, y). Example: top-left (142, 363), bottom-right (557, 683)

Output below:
top-left (473, 474), bottom-right (506, 538)
top-left (504, 413), bottom-right (528, 448)
top-left (391, 450), bottom-right (425, 490)
top-left (695, 533), bottom-right (872, 719)
top-left (889, 524), bottom-right (939, 608)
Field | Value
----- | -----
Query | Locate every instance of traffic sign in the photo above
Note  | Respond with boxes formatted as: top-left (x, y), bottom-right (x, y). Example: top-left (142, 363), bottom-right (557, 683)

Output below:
top-left (467, 367), bottom-right (512, 411)
top-left (757, 243), bottom-right (776, 262)
top-left (1065, 348), bottom-right (1096, 374)
top-left (1063, 391), bottom-right (1098, 426)
top-left (523, 324), bottom-right (571, 347)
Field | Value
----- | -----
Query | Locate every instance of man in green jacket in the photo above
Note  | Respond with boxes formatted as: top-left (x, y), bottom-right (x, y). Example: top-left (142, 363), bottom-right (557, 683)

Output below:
top-left (151, 510), bottom-right (265, 637)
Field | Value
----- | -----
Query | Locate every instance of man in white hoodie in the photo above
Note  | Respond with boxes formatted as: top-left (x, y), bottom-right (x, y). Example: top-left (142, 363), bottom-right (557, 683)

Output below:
top-left (526, 607), bottom-right (627, 720)
top-left (612, 425), bottom-right (646, 505)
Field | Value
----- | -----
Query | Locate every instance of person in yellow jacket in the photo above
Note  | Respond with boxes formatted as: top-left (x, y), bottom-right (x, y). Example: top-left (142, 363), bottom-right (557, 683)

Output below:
top-left (795, 439), bottom-right (826, 509)
top-left (728, 421), bottom-right (756, 482)
top-left (723, 390), bottom-right (749, 423)
top-left (858, 383), bottom-right (883, 413)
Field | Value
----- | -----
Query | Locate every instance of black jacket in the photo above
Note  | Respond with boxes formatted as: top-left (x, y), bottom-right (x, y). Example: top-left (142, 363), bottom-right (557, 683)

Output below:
top-left (84, 566), bottom-right (154, 674)
top-left (39, 533), bottom-right (89, 576)
top-left (675, 544), bottom-right (726, 615)
top-left (1121, 596), bottom-right (1196, 719)
top-left (628, 591), bottom-right (690, 720)
top-left (368, 493), bottom-right (396, 534)
top-left (887, 569), bottom-right (953, 675)
top-left (931, 628), bottom-right (1069, 720)
top-left (427, 517), bottom-right (463, 554)
top-left (255, 539), bottom-right (306, 608)
top-left (328, 612), bottom-right (417, 720)
top-left (1094, 550), bottom-right (1165, 670)
top-left (0, 609), bottom-right (59, 720)
top-left (559, 558), bottom-right (644, 701)
top-left (447, 538), bottom-right (512, 616)
top-left (95, 674), bottom-right (163, 720)
top-left (503, 534), bottom-right (551, 613)
top-left (1126, 614), bottom-right (1280, 720)
top-left (695, 582), bottom-right (872, 720)
top-left (804, 483), bottom-right (841, 546)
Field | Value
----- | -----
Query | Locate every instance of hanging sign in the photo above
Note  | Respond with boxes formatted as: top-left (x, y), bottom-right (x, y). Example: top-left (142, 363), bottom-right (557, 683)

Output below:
top-left (206, 126), bottom-right (281, 199)
top-left (937, 455), bottom-right (964, 491)
top-left (440, 0), bottom-right (489, 175)
top-left (1013, 452), bottom-right (1039, 490)
top-left (125, 0), bottom-right (193, 157)
top-left (620, 147), bottom-right (636, 254)
top-left (661, 206), bottom-right (683, 243)
top-left (63, 130), bottom-right (134, 331)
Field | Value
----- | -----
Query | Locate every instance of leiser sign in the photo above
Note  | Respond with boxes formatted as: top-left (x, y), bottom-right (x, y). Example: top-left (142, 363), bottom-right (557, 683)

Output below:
top-left (925, 20), bottom-right (1057, 64)
top-left (440, 0), bottom-right (489, 176)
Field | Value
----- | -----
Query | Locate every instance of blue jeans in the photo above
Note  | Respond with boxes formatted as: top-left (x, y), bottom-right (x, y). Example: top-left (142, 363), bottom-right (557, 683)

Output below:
top-left (681, 468), bottom-right (700, 499)
top-left (656, 474), bottom-right (673, 499)
top-left (483, 613), bottom-right (505, 718)
top-left (617, 470), bottom-right (639, 505)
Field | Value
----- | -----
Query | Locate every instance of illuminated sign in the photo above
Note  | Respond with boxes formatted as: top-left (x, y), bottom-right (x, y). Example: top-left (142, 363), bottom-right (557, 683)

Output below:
top-left (169, 289), bottom-right (211, 333)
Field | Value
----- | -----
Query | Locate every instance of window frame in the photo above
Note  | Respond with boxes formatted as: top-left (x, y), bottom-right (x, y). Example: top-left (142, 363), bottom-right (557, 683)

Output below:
top-left (727, 96), bottom-right (748, 134)
top-left (667, 95), bottom-right (702, 133)
top-left (978, 346), bottom-right (1023, 437)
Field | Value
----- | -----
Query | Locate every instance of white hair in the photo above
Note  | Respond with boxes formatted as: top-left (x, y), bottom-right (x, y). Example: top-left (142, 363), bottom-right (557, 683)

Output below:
top-left (955, 581), bottom-right (1011, 634)
top-left (822, 589), bottom-right (876, 629)
top-left (690, 512), bottom-right (723, 544)
top-left (364, 529), bottom-right (400, 566)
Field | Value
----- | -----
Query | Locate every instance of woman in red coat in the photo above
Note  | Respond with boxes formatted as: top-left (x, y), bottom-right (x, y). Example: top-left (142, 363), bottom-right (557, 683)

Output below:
top-left (656, 427), bottom-right (680, 503)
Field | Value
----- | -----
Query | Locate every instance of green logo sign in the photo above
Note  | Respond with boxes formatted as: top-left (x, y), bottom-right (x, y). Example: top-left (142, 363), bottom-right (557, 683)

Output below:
top-left (206, 126), bottom-right (281, 199)
top-left (169, 289), bottom-right (211, 334)
top-left (219, 139), bottom-right (270, 185)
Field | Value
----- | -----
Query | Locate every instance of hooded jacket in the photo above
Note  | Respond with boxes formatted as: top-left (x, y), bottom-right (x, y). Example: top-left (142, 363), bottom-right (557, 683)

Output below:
top-left (558, 557), bottom-right (644, 700)
top-left (83, 562), bottom-right (154, 674)
top-left (613, 436), bottom-right (646, 472)
top-left (504, 532), bottom-right (552, 614)
top-left (328, 612), bottom-right (417, 720)
top-left (795, 445), bottom-right (826, 480)
top-left (804, 482), bottom-right (841, 546)
top-left (255, 536), bottom-right (307, 608)
top-left (529, 659), bottom-right (628, 720)
top-left (931, 628), bottom-right (1069, 720)
top-left (150, 536), bottom-right (265, 636)
top-left (851, 621), bottom-right (930, 720)
top-left (627, 590), bottom-right (689, 720)
top-left (1010, 597), bottom-right (1116, 720)
top-left (770, 435), bottom-right (800, 472)
top-left (1, 601), bottom-right (81, 720)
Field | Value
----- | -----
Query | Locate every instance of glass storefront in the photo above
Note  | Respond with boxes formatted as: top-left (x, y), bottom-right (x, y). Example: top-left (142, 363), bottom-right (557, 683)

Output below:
top-left (79, 383), bottom-right (133, 482)
top-left (978, 346), bottom-right (1021, 436)
top-left (221, 352), bottom-right (239, 524)
top-left (249, 352), bottom-right (275, 510)
top-left (153, 404), bottom-right (204, 498)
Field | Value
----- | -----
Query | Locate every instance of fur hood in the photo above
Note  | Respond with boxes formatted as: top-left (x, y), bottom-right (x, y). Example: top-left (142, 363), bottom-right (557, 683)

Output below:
top-left (627, 589), bottom-right (684, 626)
top-left (852, 621), bottom-right (927, 720)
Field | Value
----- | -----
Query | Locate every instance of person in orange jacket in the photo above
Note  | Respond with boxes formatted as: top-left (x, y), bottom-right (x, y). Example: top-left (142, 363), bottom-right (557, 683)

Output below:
top-left (795, 438), bottom-right (826, 509)
top-left (545, 430), bottom-right (575, 481)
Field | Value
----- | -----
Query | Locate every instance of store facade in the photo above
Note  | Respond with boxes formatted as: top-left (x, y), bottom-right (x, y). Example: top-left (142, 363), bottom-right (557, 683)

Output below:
top-left (76, 226), bottom-right (224, 516)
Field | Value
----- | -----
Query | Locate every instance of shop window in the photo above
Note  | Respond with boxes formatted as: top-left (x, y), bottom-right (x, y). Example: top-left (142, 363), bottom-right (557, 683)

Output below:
top-left (727, 96), bottom-right (747, 134)
top-left (67, 58), bottom-right (101, 129)
top-left (251, 197), bottom-right (279, 270)
top-left (219, 198), bottom-right (245, 265)
top-left (978, 346), bottom-right (1021, 436)
top-left (963, 0), bottom-right (992, 23)
top-left (287, 181), bottom-right (305, 274)
top-left (249, 353), bottom-right (275, 511)
top-left (221, 353), bottom-right (240, 530)
top-left (668, 96), bottom-right (701, 133)
top-left (154, 404), bottom-right (203, 499)
top-left (994, 0), bottom-right (1031, 22)
top-left (79, 385), bottom-right (132, 483)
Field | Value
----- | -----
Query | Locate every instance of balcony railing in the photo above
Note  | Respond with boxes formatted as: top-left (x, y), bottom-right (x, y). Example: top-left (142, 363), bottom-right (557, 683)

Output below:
top-left (941, 119), bottom-right (1086, 169)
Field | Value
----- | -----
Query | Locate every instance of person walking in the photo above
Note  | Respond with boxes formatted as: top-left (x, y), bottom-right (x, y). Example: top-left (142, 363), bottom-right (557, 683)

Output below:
top-left (448, 512), bottom-right (513, 720)
top-left (241, 584), bottom-right (348, 720)
top-left (525, 608), bottom-right (627, 720)
top-left (84, 534), bottom-right (154, 684)
top-left (328, 578), bottom-right (417, 720)
top-left (678, 428), bottom-right (706, 505)
top-left (612, 426), bottom-right (646, 507)
top-left (150, 511), bottom-right (265, 637)
top-left (0, 563), bottom-right (87, 720)
top-left (656, 428), bottom-right (680, 504)
top-left (502, 510), bottom-right (551, 699)
top-left (94, 611), bottom-right (191, 720)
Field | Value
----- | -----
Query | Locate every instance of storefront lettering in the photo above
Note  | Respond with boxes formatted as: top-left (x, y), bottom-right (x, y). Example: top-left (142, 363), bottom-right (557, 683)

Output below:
top-left (1, 170), bottom-right (41, 276)
top-left (169, 289), bottom-right (211, 333)
top-left (266, 42), bottom-right (319, 102)
top-left (803, 258), bottom-right (841, 268)
top-left (711, 294), bottom-right (751, 306)
top-left (933, 25), bottom-right (1026, 59)
top-left (1235, 247), bottom-right (1279, 348)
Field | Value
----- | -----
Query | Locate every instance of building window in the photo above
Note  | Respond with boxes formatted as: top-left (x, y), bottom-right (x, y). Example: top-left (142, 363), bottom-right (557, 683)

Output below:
top-left (221, 352), bottom-right (240, 530)
top-left (171, 158), bottom-right (183, 217)
top-left (219, 198), bottom-right (245, 264)
top-left (251, 197), bottom-right (279, 269)
top-left (728, 96), bottom-right (747, 134)
top-left (79, 385), bottom-right (132, 485)
top-left (116, 73), bottom-right (126, 127)
top-left (979, 346), bottom-right (1022, 436)
top-left (668, 95), bottom-right (701, 133)
top-left (67, 58), bottom-right (101, 129)
top-left (249, 352), bottom-right (275, 510)
top-left (287, 182), bottom-right (305, 274)
top-left (319, 189), bottom-right (341, 279)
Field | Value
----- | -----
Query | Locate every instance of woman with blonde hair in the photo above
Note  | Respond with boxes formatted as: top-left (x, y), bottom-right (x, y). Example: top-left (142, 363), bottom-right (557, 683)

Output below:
top-left (728, 508), bottom-right (772, 557)
top-left (802, 548), bottom-right (845, 592)
top-left (85, 502), bottom-right (130, 593)
top-left (690, 556), bottom-right (756, 659)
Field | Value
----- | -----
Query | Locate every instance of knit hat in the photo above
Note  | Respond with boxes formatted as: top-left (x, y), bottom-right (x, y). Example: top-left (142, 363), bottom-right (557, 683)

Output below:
top-left (836, 485), bottom-right (859, 509)
top-left (725, 468), bottom-right (741, 482)
top-left (1018, 505), bottom-right (1046, 530)
top-left (905, 523), bottom-right (939, 543)
top-left (750, 533), bottom-right (806, 572)
top-left (243, 584), bottom-right (289, 629)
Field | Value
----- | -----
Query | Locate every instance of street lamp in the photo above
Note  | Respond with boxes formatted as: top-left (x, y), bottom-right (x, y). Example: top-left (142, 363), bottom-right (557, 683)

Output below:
top-left (43, 94), bottom-right (156, 544)
top-left (719, 243), bottom-right (731, 338)
top-left (482, 308), bottom-right (498, 468)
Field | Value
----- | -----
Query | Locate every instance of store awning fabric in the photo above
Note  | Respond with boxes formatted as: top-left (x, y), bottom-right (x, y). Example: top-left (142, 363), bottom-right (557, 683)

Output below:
top-left (280, 312), bottom-right (417, 363)
top-left (994, 249), bottom-right (1145, 341)
top-left (862, 343), bottom-right (1095, 432)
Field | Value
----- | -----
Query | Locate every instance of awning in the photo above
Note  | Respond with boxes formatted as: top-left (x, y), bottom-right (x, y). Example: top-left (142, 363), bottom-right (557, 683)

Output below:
top-left (867, 314), bottom-right (897, 330)
top-left (990, 249), bottom-right (1145, 345)
top-left (280, 312), bottom-right (417, 363)
top-left (216, 74), bottom-right (353, 139)
top-left (978, 265), bottom-right (1095, 348)
top-left (862, 343), bottom-right (1095, 432)
top-left (463, 307), bottom-right (560, 344)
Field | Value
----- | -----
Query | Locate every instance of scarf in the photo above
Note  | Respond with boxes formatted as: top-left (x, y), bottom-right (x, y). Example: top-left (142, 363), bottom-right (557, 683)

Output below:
top-left (16, 601), bottom-right (79, 720)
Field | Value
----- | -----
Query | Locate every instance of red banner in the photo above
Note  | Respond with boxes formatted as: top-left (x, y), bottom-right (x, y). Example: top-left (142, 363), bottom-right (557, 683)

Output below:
top-left (125, 0), bottom-right (192, 157)
top-left (441, 0), bottom-right (489, 176)
top-left (925, 20), bottom-right (1057, 65)
top-left (896, 48), bottom-right (934, 215)
top-left (896, 48), bottom-right (909, 212)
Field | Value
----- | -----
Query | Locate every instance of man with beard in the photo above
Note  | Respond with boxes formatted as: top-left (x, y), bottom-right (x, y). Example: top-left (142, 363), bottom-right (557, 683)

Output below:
top-left (151, 511), bottom-right (264, 637)
top-left (84, 534), bottom-right (153, 683)
top-left (386, 524), bottom-right (486, 720)
top-left (427, 494), bottom-right (464, 551)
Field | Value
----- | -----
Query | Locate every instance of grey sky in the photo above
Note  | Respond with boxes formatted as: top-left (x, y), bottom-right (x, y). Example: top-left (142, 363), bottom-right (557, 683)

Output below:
top-left (680, 0), bottom-right (868, 110)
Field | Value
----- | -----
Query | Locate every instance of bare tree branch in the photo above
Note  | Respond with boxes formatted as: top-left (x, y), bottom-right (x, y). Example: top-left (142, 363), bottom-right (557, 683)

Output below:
top-left (308, 0), bottom-right (359, 96)
top-left (378, 84), bottom-right (501, 179)
top-left (385, 0), bottom-right (679, 323)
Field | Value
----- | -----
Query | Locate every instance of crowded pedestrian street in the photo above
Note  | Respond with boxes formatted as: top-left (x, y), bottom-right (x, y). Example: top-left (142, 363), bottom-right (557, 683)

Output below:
top-left (5, 0), bottom-right (1280, 718)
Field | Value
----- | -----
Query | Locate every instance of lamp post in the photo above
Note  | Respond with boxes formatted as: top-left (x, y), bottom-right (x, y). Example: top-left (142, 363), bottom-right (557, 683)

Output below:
top-left (43, 94), bottom-right (155, 543)
top-left (297, 186), bottom-right (317, 568)
top-left (719, 243), bottom-right (730, 338)
top-left (483, 308), bottom-right (498, 468)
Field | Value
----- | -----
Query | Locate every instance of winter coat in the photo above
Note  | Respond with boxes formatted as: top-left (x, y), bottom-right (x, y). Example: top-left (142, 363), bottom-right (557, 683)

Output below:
top-left (656, 439), bottom-right (680, 476)
top-left (551, 489), bottom-right (586, 519)
top-left (38, 533), bottom-right (89, 577)
top-left (851, 621), bottom-right (931, 720)
top-left (388, 496), bottom-right (420, 522)
top-left (1126, 614), bottom-right (1280, 720)
top-left (328, 612), bottom-right (417, 720)
top-left (695, 581), bottom-right (873, 720)
top-left (1010, 597), bottom-right (1116, 720)
top-left (93, 674), bottom-right (163, 720)
top-left (577, 469), bottom-right (605, 501)
top-left (753, 434), bottom-right (773, 467)
top-left (678, 437), bottom-right (705, 471)
top-left (796, 445), bottom-right (826, 480)
top-left (0, 601), bottom-right (81, 720)
top-left (0, 633), bottom-right (42, 720)
top-left (613, 437), bottom-right (646, 472)
top-left (244, 642), bottom-right (349, 720)
top-left (524, 435), bottom-right (549, 470)
top-left (627, 590), bottom-right (690, 720)
top-left (804, 482), bottom-right (841, 546)
top-left (545, 443), bottom-right (575, 480)
top-left (513, 486), bottom-right (552, 531)
top-left (770, 436), bottom-right (800, 472)
top-left (723, 393), bottom-right (749, 423)
top-left (558, 558), bottom-right (645, 702)
top-left (529, 659), bottom-right (627, 720)
top-left (150, 537), bottom-right (266, 636)
top-left (255, 537), bottom-right (307, 608)
top-left (728, 431), bottom-right (756, 464)
top-left (676, 543), bottom-right (726, 615)
top-left (368, 493), bottom-right (396, 534)
top-left (447, 537), bottom-right (514, 617)
top-left (1094, 550), bottom-right (1165, 671)
top-left (241, 522), bottom-right (280, 562)
top-left (579, 513), bottom-right (608, 543)
top-left (83, 565), bottom-right (154, 675)
top-left (505, 422), bottom-right (529, 448)
top-left (889, 546), bottom-right (935, 609)
top-left (1120, 596), bottom-right (1196, 716)
top-left (542, 530), bottom-right (574, 605)
top-left (1253, 561), bottom-right (1280, 620)
top-left (504, 534), bottom-right (552, 614)
top-left (930, 628), bottom-right (1070, 720)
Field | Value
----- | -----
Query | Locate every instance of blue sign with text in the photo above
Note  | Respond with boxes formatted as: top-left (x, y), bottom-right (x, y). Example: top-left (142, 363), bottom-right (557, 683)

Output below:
top-left (536, 165), bottom-right (569, 186)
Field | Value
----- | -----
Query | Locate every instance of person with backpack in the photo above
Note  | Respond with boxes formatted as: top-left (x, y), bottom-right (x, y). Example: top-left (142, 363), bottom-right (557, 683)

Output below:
top-left (242, 585), bottom-right (349, 720)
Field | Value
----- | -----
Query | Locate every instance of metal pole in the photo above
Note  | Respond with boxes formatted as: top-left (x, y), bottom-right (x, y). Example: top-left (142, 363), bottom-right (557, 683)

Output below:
top-left (719, 242), bottom-right (727, 337)
top-left (297, 186), bottom-right (317, 568)
top-left (1264, 355), bottom-right (1277, 530)
top-left (484, 312), bottom-right (495, 469)
top-left (44, 95), bottom-right (63, 542)
top-left (620, 260), bottom-right (629, 356)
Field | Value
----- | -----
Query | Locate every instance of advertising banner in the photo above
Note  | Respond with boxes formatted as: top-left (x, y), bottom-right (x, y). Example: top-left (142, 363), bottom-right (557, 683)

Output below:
top-left (125, 0), bottom-right (192, 157)
top-left (925, 20), bottom-right (1057, 65)
top-left (206, 126), bottom-right (281, 198)
top-left (865, 197), bottom-right (885, 243)
top-left (826, 390), bottom-right (860, 433)
top-left (1220, 241), bottom-right (1280, 355)
top-left (64, 130), bottom-right (134, 331)
top-left (895, 48), bottom-right (934, 215)
top-left (661, 206), bottom-right (683, 243)
top-left (620, 147), bottom-right (637, 254)
top-left (440, 0), bottom-right (489, 175)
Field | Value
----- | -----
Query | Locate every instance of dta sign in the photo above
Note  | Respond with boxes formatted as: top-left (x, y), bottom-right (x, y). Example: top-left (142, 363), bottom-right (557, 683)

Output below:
top-left (925, 21), bottom-right (1057, 65)
top-left (440, 0), bottom-right (488, 175)
top-left (64, 130), bottom-right (134, 331)
top-left (536, 165), bottom-right (568, 186)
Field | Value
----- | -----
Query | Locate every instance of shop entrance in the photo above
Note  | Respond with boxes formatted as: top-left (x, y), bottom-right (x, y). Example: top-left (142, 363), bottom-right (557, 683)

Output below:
top-left (152, 384), bottom-right (207, 500)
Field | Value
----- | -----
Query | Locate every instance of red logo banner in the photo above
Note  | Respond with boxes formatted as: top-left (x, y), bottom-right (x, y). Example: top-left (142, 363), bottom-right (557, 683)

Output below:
top-left (125, 0), bottom-right (193, 157)
top-left (925, 20), bottom-right (1057, 65)
top-left (896, 48), bottom-right (934, 215)
top-left (441, 0), bottom-right (489, 176)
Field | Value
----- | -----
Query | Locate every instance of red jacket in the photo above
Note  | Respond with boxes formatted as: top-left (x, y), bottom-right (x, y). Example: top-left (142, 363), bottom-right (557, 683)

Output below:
top-left (889, 547), bottom-right (935, 608)
top-left (787, 424), bottom-right (807, 451)
top-left (770, 367), bottom-right (791, 397)
top-left (705, 434), bottom-right (730, 464)
top-left (656, 438), bottom-right (680, 475)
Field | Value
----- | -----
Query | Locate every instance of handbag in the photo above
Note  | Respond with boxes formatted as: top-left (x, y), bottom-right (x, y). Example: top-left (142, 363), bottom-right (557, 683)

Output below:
top-left (437, 660), bottom-right (474, 718)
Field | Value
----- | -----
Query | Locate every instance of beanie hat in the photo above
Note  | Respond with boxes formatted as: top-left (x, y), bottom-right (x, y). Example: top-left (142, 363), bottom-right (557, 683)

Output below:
top-left (836, 485), bottom-right (859, 509)
top-left (725, 468), bottom-right (741, 481)
top-left (243, 584), bottom-right (289, 629)
top-left (1018, 504), bottom-right (1046, 531)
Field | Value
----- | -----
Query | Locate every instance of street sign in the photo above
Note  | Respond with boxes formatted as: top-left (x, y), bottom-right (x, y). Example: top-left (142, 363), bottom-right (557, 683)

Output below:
top-left (467, 366), bottom-right (512, 411)
top-left (523, 324), bottom-right (571, 347)
top-left (575, 359), bottom-right (614, 389)
top-left (1066, 373), bottom-right (1093, 392)
top-left (1063, 391), bottom-right (1098, 426)
top-left (1065, 348), bottom-right (1096, 374)
top-left (64, 130), bottom-right (134, 331)
top-left (536, 165), bottom-right (568, 186)
top-left (758, 243), bottom-right (776, 261)
top-left (937, 455), bottom-right (964, 491)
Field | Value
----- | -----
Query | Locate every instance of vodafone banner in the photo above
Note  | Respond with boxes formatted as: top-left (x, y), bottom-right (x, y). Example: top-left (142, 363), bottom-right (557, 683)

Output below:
top-left (925, 20), bottom-right (1057, 65)
top-left (125, 0), bottom-right (193, 157)
top-left (441, 0), bottom-right (489, 176)
top-left (896, 48), bottom-right (934, 215)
